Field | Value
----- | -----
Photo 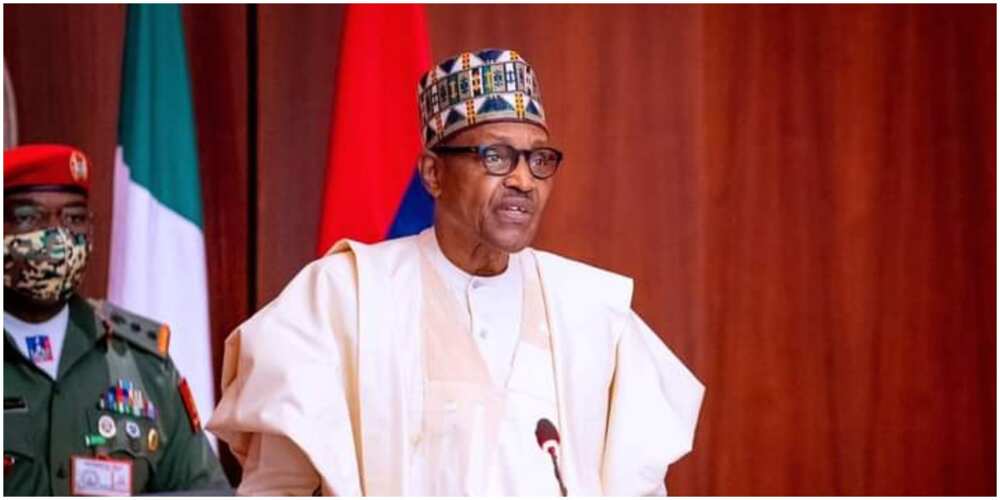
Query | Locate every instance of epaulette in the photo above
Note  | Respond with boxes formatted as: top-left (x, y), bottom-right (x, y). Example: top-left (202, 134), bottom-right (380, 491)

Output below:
top-left (88, 299), bottom-right (171, 359)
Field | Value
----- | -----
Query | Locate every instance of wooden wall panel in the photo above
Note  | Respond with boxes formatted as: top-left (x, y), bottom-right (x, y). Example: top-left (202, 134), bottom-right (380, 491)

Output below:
top-left (181, 3), bottom-right (249, 396)
top-left (694, 5), bottom-right (995, 495)
top-left (255, 5), bottom-right (344, 306)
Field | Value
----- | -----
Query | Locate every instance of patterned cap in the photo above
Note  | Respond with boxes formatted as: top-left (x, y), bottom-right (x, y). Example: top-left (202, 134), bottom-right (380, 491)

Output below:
top-left (418, 48), bottom-right (547, 148)
top-left (4, 144), bottom-right (90, 194)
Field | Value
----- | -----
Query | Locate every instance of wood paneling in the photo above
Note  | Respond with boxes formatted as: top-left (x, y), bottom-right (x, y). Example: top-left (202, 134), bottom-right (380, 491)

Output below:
top-left (693, 5), bottom-right (995, 495)
top-left (255, 4), bottom-right (344, 306)
top-left (182, 3), bottom-right (250, 396)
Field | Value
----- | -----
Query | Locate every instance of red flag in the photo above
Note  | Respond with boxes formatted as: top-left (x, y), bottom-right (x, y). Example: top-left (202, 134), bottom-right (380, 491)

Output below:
top-left (317, 5), bottom-right (432, 255)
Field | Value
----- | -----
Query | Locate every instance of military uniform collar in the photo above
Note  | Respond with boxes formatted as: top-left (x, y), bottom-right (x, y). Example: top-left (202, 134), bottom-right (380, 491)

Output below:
top-left (3, 294), bottom-right (99, 381)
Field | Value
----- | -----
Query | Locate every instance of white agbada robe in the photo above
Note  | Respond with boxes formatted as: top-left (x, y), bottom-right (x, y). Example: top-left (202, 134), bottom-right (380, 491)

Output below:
top-left (420, 227), bottom-right (525, 387)
top-left (207, 228), bottom-right (705, 496)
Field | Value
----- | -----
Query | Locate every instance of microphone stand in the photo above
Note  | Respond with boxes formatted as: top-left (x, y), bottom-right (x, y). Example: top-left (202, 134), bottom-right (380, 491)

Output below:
top-left (546, 447), bottom-right (568, 497)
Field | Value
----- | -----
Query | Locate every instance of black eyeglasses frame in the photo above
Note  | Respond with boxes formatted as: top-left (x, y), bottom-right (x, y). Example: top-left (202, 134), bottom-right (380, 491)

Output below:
top-left (432, 143), bottom-right (564, 179)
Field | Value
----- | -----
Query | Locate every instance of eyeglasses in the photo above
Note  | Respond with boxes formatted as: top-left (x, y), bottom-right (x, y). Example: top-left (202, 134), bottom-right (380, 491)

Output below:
top-left (4, 204), bottom-right (92, 233)
top-left (432, 143), bottom-right (564, 179)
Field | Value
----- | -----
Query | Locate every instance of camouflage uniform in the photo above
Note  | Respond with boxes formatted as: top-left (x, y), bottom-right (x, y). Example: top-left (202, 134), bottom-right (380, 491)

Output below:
top-left (3, 294), bottom-right (230, 495)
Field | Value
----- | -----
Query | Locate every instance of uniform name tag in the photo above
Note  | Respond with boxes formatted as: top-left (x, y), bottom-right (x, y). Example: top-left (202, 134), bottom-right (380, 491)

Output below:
top-left (70, 456), bottom-right (132, 496)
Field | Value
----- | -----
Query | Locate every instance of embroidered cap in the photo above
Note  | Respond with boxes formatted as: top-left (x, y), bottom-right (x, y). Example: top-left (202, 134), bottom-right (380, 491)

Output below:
top-left (418, 48), bottom-right (547, 148)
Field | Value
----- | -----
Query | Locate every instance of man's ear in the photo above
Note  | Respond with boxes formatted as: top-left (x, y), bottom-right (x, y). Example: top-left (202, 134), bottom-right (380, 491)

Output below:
top-left (418, 150), bottom-right (443, 199)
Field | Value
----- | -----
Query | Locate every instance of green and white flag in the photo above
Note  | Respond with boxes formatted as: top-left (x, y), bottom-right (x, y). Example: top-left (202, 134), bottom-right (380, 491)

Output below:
top-left (109, 4), bottom-right (214, 443)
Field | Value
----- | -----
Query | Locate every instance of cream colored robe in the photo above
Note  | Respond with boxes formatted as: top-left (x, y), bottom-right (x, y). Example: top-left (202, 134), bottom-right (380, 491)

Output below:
top-left (207, 234), bottom-right (705, 496)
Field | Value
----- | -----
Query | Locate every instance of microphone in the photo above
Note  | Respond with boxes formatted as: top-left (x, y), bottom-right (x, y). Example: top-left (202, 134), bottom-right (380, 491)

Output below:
top-left (535, 418), bottom-right (568, 496)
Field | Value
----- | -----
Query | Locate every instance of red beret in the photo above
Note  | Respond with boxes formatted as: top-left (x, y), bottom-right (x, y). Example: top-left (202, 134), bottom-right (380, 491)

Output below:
top-left (4, 144), bottom-right (91, 195)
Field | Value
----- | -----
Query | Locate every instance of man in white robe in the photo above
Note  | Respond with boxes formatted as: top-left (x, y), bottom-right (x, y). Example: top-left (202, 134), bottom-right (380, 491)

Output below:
top-left (207, 48), bottom-right (704, 496)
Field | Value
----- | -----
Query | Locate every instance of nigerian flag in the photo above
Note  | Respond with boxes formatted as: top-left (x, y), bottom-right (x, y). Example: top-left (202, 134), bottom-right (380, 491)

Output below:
top-left (108, 4), bottom-right (214, 443)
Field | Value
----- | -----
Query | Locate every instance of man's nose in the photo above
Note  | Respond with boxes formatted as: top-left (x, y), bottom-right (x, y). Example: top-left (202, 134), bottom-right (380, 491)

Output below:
top-left (43, 212), bottom-right (64, 229)
top-left (504, 154), bottom-right (536, 192)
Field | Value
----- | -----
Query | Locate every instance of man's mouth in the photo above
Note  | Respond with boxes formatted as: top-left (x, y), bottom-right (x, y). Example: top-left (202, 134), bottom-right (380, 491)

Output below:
top-left (496, 200), bottom-right (534, 224)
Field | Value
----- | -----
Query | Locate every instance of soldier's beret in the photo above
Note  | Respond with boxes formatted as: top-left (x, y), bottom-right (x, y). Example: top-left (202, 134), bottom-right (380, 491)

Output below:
top-left (4, 144), bottom-right (91, 195)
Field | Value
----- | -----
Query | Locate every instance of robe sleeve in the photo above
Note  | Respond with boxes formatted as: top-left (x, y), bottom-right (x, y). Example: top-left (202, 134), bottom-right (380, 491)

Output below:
top-left (601, 311), bottom-right (705, 496)
top-left (237, 434), bottom-right (321, 495)
top-left (206, 253), bottom-right (364, 496)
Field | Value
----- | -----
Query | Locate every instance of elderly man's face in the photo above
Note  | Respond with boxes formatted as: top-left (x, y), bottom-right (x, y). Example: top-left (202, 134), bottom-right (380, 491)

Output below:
top-left (427, 121), bottom-right (554, 253)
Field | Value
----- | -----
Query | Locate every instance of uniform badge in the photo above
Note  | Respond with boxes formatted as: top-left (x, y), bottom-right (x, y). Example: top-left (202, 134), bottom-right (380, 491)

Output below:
top-left (147, 428), bottom-right (159, 452)
top-left (156, 324), bottom-right (171, 356)
top-left (26, 335), bottom-right (53, 363)
top-left (177, 377), bottom-right (201, 433)
top-left (97, 415), bottom-right (117, 439)
top-left (70, 455), bottom-right (131, 496)
top-left (69, 151), bottom-right (88, 182)
top-left (84, 434), bottom-right (108, 448)
top-left (96, 380), bottom-right (157, 420)
top-left (124, 420), bottom-right (141, 439)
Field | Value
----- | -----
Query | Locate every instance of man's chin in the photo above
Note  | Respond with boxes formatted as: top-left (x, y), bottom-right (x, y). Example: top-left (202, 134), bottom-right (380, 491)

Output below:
top-left (485, 229), bottom-right (535, 254)
top-left (5, 287), bottom-right (67, 309)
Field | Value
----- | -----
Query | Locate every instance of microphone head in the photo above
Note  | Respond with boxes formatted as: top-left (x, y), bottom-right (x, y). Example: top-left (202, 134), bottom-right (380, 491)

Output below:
top-left (535, 418), bottom-right (560, 449)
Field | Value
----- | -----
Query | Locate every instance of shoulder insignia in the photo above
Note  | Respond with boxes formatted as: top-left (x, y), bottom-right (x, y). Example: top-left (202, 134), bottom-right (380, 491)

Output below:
top-left (156, 324), bottom-right (171, 356)
top-left (177, 377), bottom-right (202, 433)
top-left (88, 299), bottom-right (171, 359)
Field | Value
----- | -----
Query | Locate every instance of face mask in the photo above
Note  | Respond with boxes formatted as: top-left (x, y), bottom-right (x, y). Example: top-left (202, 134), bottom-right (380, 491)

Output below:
top-left (4, 226), bottom-right (91, 303)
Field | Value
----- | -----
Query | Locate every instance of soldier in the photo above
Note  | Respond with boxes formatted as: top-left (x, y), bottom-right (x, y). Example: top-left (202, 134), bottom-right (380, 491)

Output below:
top-left (3, 144), bottom-right (230, 495)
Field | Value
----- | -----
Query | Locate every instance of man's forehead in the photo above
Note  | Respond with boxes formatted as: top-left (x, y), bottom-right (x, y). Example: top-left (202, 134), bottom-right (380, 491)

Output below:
top-left (5, 190), bottom-right (88, 208)
top-left (452, 122), bottom-right (549, 145)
